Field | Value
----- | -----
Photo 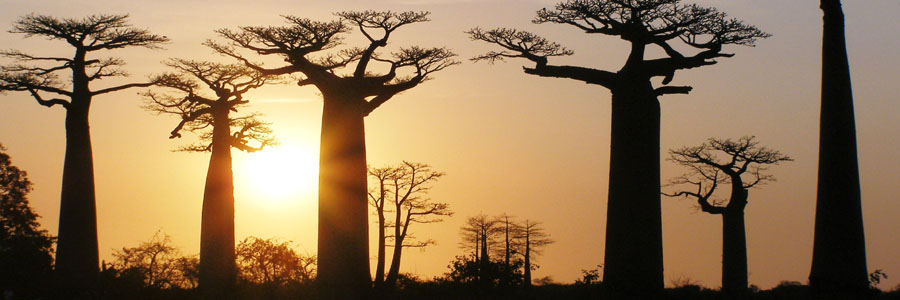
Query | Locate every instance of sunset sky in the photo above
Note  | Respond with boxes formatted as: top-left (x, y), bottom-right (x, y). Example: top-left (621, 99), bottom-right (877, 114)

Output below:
top-left (1, 0), bottom-right (898, 290)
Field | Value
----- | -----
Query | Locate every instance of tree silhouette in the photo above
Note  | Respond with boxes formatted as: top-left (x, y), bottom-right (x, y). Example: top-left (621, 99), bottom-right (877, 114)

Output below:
top-left (144, 59), bottom-right (277, 299)
top-left (367, 165), bottom-right (398, 289)
top-left (0, 144), bottom-right (55, 299)
top-left (367, 161), bottom-right (450, 290)
top-left (0, 14), bottom-right (168, 295)
top-left (517, 220), bottom-right (554, 287)
top-left (663, 136), bottom-right (790, 296)
top-left (111, 231), bottom-right (198, 290)
top-left (459, 214), bottom-right (503, 288)
top-left (496, 214), bottom-right (521, 273)
top-left (809, 0), bottom-right (870, 295)
top-left (208, 11), bottom-right (458, 297)
top-left (468, 1), bottom-right (768, 293)
top-left (235, 237), bottom-right (316, 288)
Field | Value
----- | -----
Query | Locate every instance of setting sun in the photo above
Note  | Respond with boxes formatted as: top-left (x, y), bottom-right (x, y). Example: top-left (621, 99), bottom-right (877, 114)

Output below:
top-left (239, 145), bottom-right (319, 203)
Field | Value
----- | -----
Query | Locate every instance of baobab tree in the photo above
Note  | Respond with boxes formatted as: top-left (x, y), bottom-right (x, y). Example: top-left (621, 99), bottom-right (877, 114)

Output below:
top-left (208, 11), bottom-right (458, 297)
top-left (495, 214), bottom-right (521, 271)
top-left (0, 14), bottom-right (168, 295)
top-left (663, 136), bottom-right (791, 296)
top-left (516, 219), bottom-right (554, 287)
top-left (810, 0), bottom-right (869, 295)
top-left (459, 214), bottom-right (502, 287)
top-left (144, 59), bottom-right (277, 299)
top-left (367, 161), bottom-right (451, 290)
top-left (468, 1), bottom-right (768, 293)
top-left (367, 165), bottom-right (400, 288)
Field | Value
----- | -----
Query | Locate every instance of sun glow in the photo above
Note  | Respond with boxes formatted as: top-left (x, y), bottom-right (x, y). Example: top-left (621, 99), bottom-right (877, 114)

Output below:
top-left (240, 145), bottom-right (319, 204)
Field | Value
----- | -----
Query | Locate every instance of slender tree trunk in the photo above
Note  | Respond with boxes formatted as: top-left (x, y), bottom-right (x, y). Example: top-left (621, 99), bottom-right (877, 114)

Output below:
top-left (199, 110), bottom-right (237, 300)
top-left (384, 235), bottom-right (403, 288)
top-left (54, 99), bottom-right (100, 297)
top-left (721, 209), bottom-right (748, 296)
top-left (810, 0), bottom-right (869, 295)
top-left (523, 232), bottom-right (532, 287)
top-left (504, 221), bottom-right (510, 268)
top-left (373, 211), bottom-right (386, 288)
top-left (602, 83), bottom-right (664, 294)
top-left (317, 94), bottom-right (371, 299)
top-left (479, 229), bottom-right (490, 288)
top-left (383, 205), bottom-right (404, 288)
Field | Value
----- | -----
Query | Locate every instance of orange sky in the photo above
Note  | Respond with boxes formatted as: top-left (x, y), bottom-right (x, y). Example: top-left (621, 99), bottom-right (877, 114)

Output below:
top-left (1, 0), bottom-right (898, 290)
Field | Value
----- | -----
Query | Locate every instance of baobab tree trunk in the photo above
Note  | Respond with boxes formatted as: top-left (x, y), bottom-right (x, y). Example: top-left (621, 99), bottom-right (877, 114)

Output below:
top-left (810, 0), bottom-right (869, 295)
top-left (479, 230), bottom-right (490, 288)
top-left (199, 110), bottom-right (237, 300)
top-left (54, 100), bottom-right (100, 297)
top-left (721, 209), bottom-right (748, 296)
top-left (384, 235), bottom-right (404, 289)
top-left (602, 83), bottom-right (664, 294)
top-left (374, 211), bottom-right (386, 289)
top-left (523, 233), bottom-right (532, 287)
top-left (317, 94), bottom-right (371, 299)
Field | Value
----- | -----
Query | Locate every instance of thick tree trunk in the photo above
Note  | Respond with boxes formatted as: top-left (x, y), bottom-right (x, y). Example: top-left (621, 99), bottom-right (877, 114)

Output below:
top-left (810, 0), bottom-right (869, 295)
top-left (317, 94), bottom-right (371, 299)
top-left (721, 210), bottom-right (748, 296)
top-left (373, 212), bottom-right (386, 288)
top-left (199, 110), bottom-right (237, 300)
top-left (54, 101), bottom-right (100, 297)
top-left (602, 83), bottom-right (664, 294)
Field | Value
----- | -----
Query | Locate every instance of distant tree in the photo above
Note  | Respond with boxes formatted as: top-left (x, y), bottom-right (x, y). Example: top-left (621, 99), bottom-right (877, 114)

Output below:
top-left (0, 14), bottom-right (168, 294)
top-left (235, 236), bottom-right (316, 299)
top-left (810, 0), bottom-right (870, 295)
top-left (209, 12), bottom-right (458, 297)
top-left (517, 220), bottom-right (554, 287)
top-left (0, 144), bottom-right (55, 299)
top-left (235, 237), bottom-right (316, 285)
top-left (468, 1), bottom-right (769, 294)
top-left (459, 214), bottom-right (503, 286)
top-left (367, 166), bottom-right (399, 288)
top-left (144, 59), bottom-right (277, 299)
top-left (495, 214), bottom-right (521, 270)
top-left (111, 231), bottom-right (198, 290)
top-left (367, 161), bottom-right (450, 289)
top-left (664, 136), bottom-right (791, 296)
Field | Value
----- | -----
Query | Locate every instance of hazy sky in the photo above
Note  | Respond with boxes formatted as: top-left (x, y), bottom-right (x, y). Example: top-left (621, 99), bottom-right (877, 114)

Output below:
top-left (1, 0), bottom-right (898, 290)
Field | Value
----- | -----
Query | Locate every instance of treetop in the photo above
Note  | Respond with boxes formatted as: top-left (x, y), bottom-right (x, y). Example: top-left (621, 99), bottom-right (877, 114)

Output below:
top-left (11, 14), bottom-right (169, 50)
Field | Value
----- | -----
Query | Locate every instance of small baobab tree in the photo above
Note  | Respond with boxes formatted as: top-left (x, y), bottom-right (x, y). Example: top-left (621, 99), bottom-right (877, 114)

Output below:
top-left (468, 1), bottom-right (769, 293)
top-left (496, 214), bottom-right (520, 271)
top-left (368, 161), bottom-right (451, 290)
top-left (459, 214), bottom-right (503, 288)
top-left (144, 59), bottom-right (277, 299)
top-left (664, 136), bottom-right (791, 295)
top-left (517, 219), bottom-right (554, 287)
top-left (810, 0), bottom-right (869, 295)
top-left (0, 14), bottom-right (168, 294)
top-left (208, 11), bottom-right (458, 297)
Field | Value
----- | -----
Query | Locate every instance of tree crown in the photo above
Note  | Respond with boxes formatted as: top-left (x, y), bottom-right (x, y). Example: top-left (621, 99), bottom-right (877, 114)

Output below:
top-left (0, 14), bottom-right (168, 108)
top-left (144, 59), bottom-right (278, 152)
top-left (663, 136), bottom-right (792, 213)
top-left (207, 11), bottom-right (458, 115)
top-left (469, 0), bottom-right (770, 94)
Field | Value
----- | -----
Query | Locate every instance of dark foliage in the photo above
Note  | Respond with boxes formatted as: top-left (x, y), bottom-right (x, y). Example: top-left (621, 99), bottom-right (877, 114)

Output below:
top-left (0, 144), bottom-right (55, 299)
